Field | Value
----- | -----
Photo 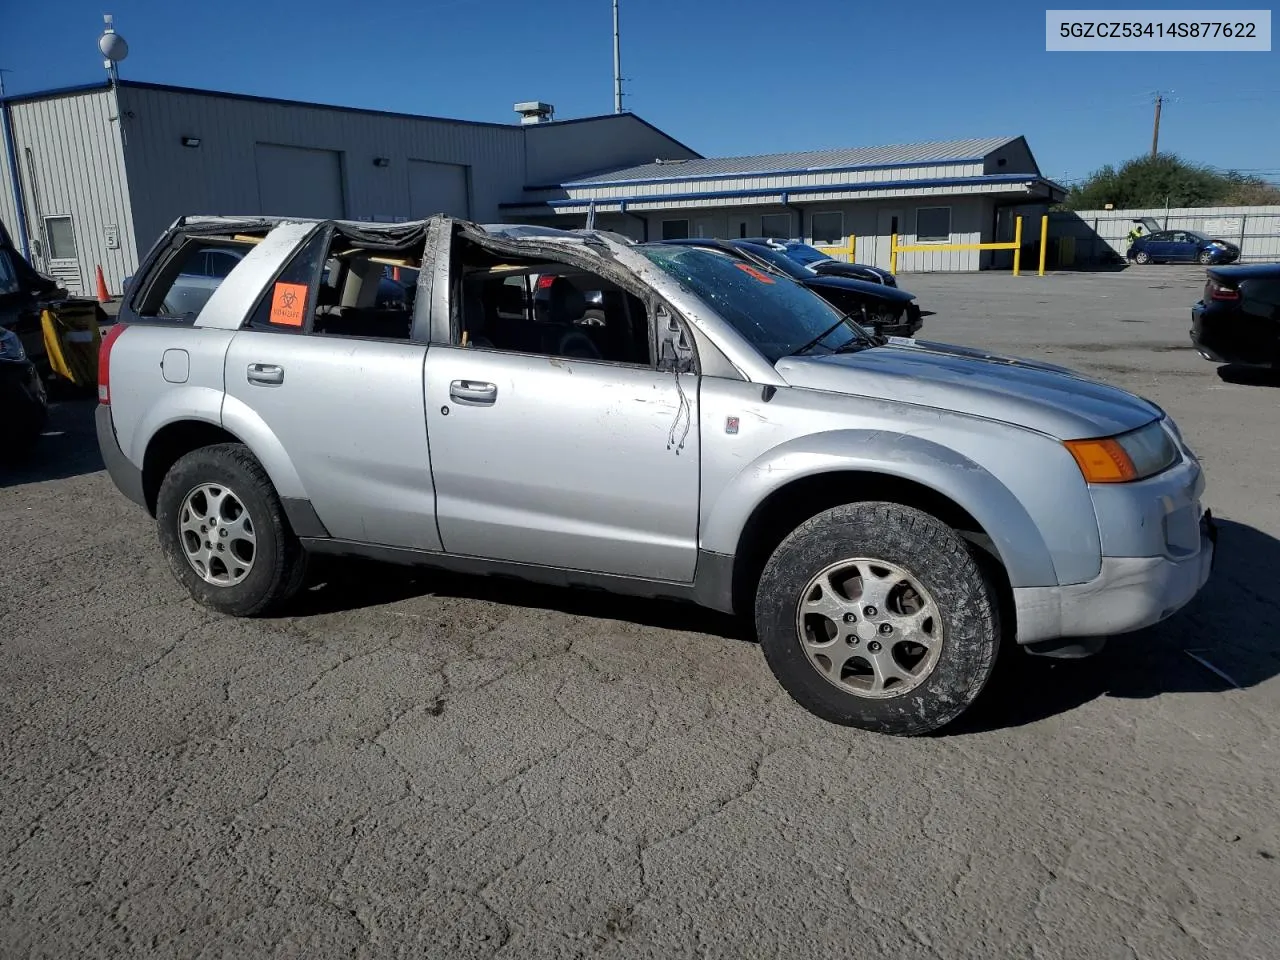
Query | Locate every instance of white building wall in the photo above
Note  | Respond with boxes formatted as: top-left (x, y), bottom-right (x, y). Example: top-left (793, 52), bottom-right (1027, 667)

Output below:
top-left (1, 87), bottom-right (135, 293)
top-left (0, 111), bottom-right (20, 248)
top-left (622, 196), bottom-right (990, 271)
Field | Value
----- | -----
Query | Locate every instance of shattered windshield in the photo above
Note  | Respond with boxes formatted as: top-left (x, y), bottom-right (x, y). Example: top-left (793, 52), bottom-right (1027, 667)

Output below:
top-left (639, 244), bottom-right (872, 363)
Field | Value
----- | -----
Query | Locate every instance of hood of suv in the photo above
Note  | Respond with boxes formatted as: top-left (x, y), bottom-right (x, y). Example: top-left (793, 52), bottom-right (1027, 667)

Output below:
top-left (775, 338), bottom-right (1160, 440)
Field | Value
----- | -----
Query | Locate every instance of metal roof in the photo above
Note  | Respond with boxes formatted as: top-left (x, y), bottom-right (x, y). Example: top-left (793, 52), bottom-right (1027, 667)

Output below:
top-left (564, 136), bottom-right (1021, 186)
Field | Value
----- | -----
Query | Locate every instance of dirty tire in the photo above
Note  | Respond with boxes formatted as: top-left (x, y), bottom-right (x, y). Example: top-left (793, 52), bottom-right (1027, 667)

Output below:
top-left (755, 502), bottom-right (999, 736)
top-left (156, 443), bottom-right (307, 617)
top-left (1134, 250), bottom-right (1151, 265)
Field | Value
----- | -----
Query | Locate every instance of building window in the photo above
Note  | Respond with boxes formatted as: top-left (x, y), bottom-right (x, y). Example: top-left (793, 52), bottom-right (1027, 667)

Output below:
top-left (44, 216), bottom-right (78, 260)
top-left (811, 211), bottom-right (844, 245)
top-left (916, 207), bottom-right (951, 243)
top-left (661, 219), bottom-right (690, 240)
top-left (760, 213), bottom-right (791, 239)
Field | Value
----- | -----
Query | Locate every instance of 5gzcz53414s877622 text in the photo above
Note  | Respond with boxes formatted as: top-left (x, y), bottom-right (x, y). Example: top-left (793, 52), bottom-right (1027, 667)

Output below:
top-left (1046, 9), bottom-right (1271, 51)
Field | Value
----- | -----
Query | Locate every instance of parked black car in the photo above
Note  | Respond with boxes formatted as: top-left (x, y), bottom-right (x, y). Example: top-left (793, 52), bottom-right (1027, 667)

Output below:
top-left (1129, 230), bottom-right (1240, 265)
top-left (658, 238), bottom-right (923, 337)
top-left (0, 323), bottom-right (48, 462)
top-left (1191, 263), bottom-right (1280, 367)
top-left (744, 238), bottom-right (898, 286)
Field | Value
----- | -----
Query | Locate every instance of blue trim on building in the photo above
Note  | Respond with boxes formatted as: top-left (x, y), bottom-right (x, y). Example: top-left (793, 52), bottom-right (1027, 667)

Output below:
top-left (501, 173), bottom-right (1058, 210)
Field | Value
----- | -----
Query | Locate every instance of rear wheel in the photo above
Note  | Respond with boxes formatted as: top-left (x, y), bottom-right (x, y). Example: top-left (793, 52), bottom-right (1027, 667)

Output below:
top-left (156, 443), bottom-right (307, 616)
top-left (754, 502), bottom-right (1000, 736)
top-left (1133, 250), bottom-right (1151, 265)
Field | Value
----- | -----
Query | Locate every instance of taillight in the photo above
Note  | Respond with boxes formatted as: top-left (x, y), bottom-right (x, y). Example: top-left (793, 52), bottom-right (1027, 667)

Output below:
top-left (98, 323), bottom-right (127, 404)
top-left (536, 275), bottom-right (555, 290)
top-left (1207, 278), bottom-right (1239, 301)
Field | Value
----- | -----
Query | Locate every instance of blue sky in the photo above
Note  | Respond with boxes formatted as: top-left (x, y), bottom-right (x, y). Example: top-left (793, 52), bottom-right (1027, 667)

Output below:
top-left (2, 0), bottom-right (1277, 187)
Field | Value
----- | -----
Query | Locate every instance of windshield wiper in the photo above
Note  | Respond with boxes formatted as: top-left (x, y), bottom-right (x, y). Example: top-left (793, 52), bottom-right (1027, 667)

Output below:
top-left (790, 313), bottom-right (863, 356)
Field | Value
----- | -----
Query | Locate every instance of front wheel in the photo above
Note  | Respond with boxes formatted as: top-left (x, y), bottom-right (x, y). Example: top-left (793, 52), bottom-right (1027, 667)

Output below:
top-left (1198, 250), bottom-right (1214, 265)
top-left (754, 502), bottom-right (1000, 736)
top-left (156, 442), bottom-right (307, 616)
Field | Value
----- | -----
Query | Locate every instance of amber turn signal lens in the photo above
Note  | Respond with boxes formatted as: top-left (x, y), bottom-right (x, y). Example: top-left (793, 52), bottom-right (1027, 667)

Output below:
top-left (1063, 438), bottom-right (1138, 483)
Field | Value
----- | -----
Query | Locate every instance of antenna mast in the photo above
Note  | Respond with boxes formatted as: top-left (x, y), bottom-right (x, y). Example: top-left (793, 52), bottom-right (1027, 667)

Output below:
top-left (612, 0), bottom-right (623, 113)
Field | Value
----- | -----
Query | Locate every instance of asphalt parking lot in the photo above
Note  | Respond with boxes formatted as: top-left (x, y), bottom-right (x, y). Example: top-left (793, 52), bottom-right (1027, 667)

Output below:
top-left (3, 266), bottom-right (1278, 959)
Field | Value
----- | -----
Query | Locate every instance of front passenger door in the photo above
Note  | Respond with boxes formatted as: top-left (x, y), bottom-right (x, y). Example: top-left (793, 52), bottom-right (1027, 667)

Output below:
top-left (423, 267), bottom-right (701, 582)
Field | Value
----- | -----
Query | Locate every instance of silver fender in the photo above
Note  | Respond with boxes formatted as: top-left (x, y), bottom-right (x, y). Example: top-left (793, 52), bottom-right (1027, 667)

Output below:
top-left (219, 394), bottom-right (309, 499)
top-left (700, 429), bottom-right (1059, 589)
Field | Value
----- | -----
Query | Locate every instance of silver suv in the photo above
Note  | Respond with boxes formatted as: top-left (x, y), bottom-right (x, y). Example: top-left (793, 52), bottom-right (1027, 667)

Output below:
top-left (97, 215), bottom-right (1216, 735)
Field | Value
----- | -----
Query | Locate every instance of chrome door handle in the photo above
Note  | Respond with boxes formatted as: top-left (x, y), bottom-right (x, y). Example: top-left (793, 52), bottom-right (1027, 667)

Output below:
top-left (247, 363), bottom-right (284, 386)
top-left (449, 380), bottom-right (497, 405)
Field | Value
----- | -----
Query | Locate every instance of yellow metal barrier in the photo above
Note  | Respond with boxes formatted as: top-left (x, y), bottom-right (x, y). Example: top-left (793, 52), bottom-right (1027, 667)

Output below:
top-left (1038, 215), bottom-right (1048, 276)
top-left (891, 216), bottom-right (1025, 275)
top-left (814, 235), bottom-right (856, 262)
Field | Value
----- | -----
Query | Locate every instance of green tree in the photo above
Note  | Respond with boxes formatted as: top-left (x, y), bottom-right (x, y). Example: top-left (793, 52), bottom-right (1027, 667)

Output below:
top-left (1063, 154), bottom-right (1280, 210)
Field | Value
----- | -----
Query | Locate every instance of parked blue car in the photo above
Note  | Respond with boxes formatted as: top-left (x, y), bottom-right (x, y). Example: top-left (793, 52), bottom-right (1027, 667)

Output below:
top-left (1128, 230), bottom-right (1240, 266)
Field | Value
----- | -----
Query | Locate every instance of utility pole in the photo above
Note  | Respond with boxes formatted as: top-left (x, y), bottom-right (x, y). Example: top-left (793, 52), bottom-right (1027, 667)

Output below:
top-left (1151, 92), bottom-right (1163, 157)
top-left (612, 0), bottom-right (623, 114)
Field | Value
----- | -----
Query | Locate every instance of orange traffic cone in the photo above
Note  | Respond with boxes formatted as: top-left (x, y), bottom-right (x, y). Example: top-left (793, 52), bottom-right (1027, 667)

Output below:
top-left (95, 265), bottom-right (110, 303)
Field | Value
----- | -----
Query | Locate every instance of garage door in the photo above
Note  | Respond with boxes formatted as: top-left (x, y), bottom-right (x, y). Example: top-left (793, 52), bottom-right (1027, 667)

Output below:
top-left (408, 160), bottom-right (470, 219)
top-left (255, 144), bottom-right (345, 219)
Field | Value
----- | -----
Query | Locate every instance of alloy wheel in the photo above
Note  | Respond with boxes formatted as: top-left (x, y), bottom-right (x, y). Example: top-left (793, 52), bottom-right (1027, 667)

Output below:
top-left (795, 558), bottom-right (944, 699)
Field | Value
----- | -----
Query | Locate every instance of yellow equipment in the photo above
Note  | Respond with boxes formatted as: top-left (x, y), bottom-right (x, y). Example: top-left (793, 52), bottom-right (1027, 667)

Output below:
top-left (40, 300), bottom-right (102, 388)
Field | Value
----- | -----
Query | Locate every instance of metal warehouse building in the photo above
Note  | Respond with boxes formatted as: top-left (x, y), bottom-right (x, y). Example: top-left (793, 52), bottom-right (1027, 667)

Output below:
top-left (2, 79), bottom-right (1062, 293)
top-left (0, 81), bottom-right (698, 294)
top-left (508, 137), bottom-right (1067, 271)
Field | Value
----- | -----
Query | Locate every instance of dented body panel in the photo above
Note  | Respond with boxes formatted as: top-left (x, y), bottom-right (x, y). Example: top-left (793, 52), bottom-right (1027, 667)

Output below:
top-left (99, 214), bottom-right (1213, 648)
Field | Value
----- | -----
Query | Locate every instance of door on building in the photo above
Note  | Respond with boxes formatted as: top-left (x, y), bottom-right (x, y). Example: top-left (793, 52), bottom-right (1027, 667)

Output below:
top-left (255, 144), bottom-right (346, 219)
top-left (408, 160), bottom-right (470, 219)
top-left (41, 215), bottom-right (83, 293)
top-left (693, 216), bottom-right (722, 238)
top-left (728, 214), bottom-right (752, 239)
top-left (874, 209), bottom-right (903, 269)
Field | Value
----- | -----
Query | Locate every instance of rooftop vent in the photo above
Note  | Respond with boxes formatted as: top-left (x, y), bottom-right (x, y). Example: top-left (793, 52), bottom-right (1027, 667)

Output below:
top-left (514, 101), bottom-right (555, 125)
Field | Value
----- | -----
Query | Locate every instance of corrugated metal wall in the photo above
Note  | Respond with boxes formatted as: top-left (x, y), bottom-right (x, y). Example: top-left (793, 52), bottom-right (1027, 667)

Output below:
top-left (2, 88), bottom-right (134, 294)
top-left (0, 110), bottom-right (20, 246)
top-left (1051, 205), bottom-right (1280, 263)
top-left (117, 86), bottom-right (530, 261)
top-left (523, 116), bottom-right (700, 186)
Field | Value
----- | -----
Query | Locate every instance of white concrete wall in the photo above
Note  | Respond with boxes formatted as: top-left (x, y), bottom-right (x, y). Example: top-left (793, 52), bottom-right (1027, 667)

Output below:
top-left (1052, 205), bottom-right (1280, 263)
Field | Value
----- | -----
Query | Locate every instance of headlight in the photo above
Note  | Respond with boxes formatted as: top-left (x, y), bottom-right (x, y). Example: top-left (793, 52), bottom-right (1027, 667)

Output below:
top-left (0, 327), bottom-right (27, 363)
top-left (1064, 420), bottom-right (1179, 483)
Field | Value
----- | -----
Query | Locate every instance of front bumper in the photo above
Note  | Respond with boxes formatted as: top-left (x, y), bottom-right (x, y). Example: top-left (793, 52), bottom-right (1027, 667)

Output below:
top-left (1013, 511), bottom-right (1216, 645)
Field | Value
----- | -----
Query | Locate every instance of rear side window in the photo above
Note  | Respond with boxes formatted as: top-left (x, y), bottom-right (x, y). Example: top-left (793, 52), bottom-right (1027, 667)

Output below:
top-left (246, 231), bottom-right (329, 332)
top-left (134, 238), bottom-right (255, 320)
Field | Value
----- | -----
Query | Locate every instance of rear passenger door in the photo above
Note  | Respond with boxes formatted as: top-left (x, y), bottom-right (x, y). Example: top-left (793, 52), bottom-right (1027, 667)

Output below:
top-left (1169, 232), bottom-right (1199, 262)
top-left (222, 227), bottom-right (441, 550)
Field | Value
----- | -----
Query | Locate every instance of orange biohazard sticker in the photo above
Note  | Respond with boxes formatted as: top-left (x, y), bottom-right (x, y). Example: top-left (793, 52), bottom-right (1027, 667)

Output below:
top-left (269, 282), bottom-right (308, 327)
top-left (734, 262), bottom-right (775, 284)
